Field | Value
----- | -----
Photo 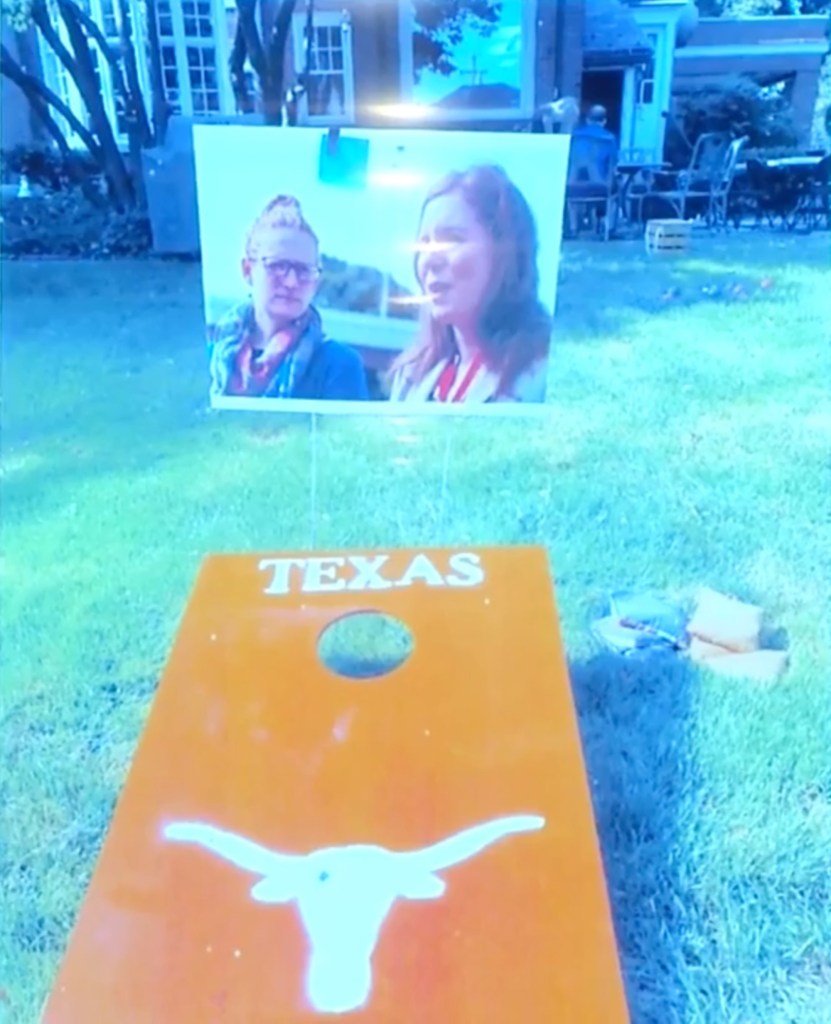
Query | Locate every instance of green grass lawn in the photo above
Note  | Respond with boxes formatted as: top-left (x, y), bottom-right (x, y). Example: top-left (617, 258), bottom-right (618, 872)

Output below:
top-left (1, 233), bottom-right (830, 1023)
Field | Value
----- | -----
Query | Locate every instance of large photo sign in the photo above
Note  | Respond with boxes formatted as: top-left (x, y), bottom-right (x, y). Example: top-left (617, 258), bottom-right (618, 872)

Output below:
top-left (195, 125), bottom-right (569, 414)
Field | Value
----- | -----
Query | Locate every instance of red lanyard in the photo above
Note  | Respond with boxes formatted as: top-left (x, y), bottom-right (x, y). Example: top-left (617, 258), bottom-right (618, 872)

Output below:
top-left (434, 354), bottom-right (483, 403)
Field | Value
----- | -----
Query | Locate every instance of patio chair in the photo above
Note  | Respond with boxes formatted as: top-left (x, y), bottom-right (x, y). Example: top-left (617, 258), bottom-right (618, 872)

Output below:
top-left (565, 133), bottom-right (619, 241)
top-left (709, 136), bottom-right (749, 228)
top-left (636, 131), bottom-right (731, 223)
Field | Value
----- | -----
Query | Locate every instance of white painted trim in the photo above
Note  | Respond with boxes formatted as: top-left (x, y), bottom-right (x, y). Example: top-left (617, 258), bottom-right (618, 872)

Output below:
top-left (130, 0), bottom-right (153, 116)
top-left (675, 43), bottom-right (829, 59)
top-left (168, 0), bottom-right (193, 116)
top-left (212, 0), bottom-right (235, 114)
top-left (697, 14), bottom-right (830, 25)
top-left (397, 1), bottom-right (535, 121)
top-left (629, 9), bottom-right (678, 158)
top-left (621, 67), bottom-right (636, 154)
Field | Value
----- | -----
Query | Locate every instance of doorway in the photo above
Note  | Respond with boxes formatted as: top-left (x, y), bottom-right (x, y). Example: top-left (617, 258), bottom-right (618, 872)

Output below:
top-left (580, 69), bottom-right (625, 138)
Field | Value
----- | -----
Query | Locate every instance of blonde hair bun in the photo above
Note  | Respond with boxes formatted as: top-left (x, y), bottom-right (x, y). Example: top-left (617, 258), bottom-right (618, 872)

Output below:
top-left (245, 194), bottom-right (319, 256)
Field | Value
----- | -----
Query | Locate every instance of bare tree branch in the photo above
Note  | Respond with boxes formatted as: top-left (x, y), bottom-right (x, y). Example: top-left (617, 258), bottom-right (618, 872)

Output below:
top-left (113, 0), bottom-right (153, 146)
top-left (30, 0), bottom-right (85, 85)
top-left (229, 20), bottom-right (254, 113)
top-left (56, 0), bottom-right (139, 132)
top-left (0, 42), bottom-right (103, 159)
top-left (144, 0), bottom-right (171, 144)
top-left (235, 0), bottom-right (266, 80)
top-left (59, 0), bottom-right (135, 206)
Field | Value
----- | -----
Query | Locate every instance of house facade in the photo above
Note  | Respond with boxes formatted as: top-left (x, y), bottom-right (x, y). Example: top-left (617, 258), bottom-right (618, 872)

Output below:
top-left (2, 2), bottom-right (826, 159)
top-left (4, 1), bottom-right (693, 154)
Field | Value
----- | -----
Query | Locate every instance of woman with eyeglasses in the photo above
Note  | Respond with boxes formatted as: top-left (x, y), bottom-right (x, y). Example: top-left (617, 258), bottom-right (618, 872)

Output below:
top-left (388, 165), bottom-right (551, 404)
top-left (210, 195), bottom-right (368, 401)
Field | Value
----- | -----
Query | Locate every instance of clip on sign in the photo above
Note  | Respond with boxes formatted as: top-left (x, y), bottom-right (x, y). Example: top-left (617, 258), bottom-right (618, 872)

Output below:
top-left (42, 547), bottom-right (630, 1022)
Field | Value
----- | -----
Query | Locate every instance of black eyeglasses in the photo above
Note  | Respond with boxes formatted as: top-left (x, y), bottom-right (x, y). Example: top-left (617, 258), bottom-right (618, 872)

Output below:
top-left (255, 258), bottom-right (321, 284)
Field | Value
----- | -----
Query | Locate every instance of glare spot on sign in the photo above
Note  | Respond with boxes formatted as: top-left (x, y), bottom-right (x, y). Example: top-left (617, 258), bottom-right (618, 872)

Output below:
top-left (407, 240), bottom-right (454, 256)
top-left (368, 170), bottom-right (425, 188)
top-left (368, 102), bottom-right (435, 120)
top-left (332, 713), bottom-right (353, 742)
top-left (234, 949), bottom-right (241, 959)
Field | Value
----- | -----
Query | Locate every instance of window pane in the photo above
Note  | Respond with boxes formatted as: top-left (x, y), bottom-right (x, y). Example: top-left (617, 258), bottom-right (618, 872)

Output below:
top-left (411, 0), bottom-right (522, 112)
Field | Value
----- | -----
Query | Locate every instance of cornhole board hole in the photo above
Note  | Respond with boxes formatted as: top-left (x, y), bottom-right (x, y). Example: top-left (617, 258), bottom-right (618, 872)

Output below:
top-left (42, 547), bottom-right (629, 1023)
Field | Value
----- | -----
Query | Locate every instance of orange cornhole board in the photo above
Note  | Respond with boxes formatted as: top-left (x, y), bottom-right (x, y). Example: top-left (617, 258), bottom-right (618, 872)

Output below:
top-left (43, 547), bottom-right (629, 1023)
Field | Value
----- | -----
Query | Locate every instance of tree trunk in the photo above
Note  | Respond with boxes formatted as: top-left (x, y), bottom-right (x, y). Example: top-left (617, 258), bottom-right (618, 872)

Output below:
top-left (56, 0), bottom-right (135, 208)
top-left (114, 0), bottom-right (152, 145)
top-left (229, 20), bottom-right (255, 113)
top-left (142, 0), bottom-right (170, 145)
top-left (263, 0), bottom-right (297, 125)
top-left (113, 0), bottom-right (149, 207)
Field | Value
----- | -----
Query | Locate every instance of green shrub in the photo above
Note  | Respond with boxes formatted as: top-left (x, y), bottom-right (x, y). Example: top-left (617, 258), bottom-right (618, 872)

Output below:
top-left (1, 188), bottom-right (151, 258)
top-left (1, 144), bottom-right (101, 193)
top-left (666, 75), bottom-right (799, 168)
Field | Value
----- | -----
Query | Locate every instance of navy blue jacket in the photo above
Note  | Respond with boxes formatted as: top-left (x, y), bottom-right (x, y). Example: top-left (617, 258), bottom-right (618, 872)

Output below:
top-left (288, 338), bottom-right (369, 401)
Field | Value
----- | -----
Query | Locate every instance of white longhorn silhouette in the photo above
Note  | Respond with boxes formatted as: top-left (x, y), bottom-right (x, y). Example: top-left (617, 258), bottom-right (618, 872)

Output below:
top-left (163, 814), bottom-right (545, 1014)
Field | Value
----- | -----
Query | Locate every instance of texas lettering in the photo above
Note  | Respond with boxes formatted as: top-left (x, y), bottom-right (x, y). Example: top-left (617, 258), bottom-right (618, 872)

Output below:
top-left (257, 552), bottom-right (485, 596)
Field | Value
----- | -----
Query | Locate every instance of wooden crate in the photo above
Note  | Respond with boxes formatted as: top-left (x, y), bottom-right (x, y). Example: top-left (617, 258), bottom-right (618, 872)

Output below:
top-left (645, 218), bottom-right (692, 255)
top-left (42, 547), bottom-right (630, 1023)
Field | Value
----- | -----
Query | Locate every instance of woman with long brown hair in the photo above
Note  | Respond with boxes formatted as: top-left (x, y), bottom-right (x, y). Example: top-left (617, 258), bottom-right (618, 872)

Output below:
top-left (388, 165), bottom-right (552, 404)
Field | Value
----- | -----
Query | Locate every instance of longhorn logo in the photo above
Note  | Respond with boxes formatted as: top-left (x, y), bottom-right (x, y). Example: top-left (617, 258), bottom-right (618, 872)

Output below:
top-left (163, 814), bottom-right (545, 1014)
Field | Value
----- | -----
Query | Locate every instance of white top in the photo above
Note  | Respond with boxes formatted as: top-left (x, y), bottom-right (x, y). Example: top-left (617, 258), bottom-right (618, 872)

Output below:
top-left (389, 357), bottom-right (549, 405)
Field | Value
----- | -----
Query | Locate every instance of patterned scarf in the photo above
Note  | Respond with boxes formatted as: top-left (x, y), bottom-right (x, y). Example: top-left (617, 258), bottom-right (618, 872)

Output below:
top-left (210, 304), bottom-right (322, 399)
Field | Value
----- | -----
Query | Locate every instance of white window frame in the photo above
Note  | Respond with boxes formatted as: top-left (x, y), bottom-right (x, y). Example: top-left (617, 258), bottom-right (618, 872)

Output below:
top-left (292, 10), bottom-right (355, 126)
top-left (154, 0), bottom-right (234, 118)
top-left (397, 0), bottom-right (536, 122)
